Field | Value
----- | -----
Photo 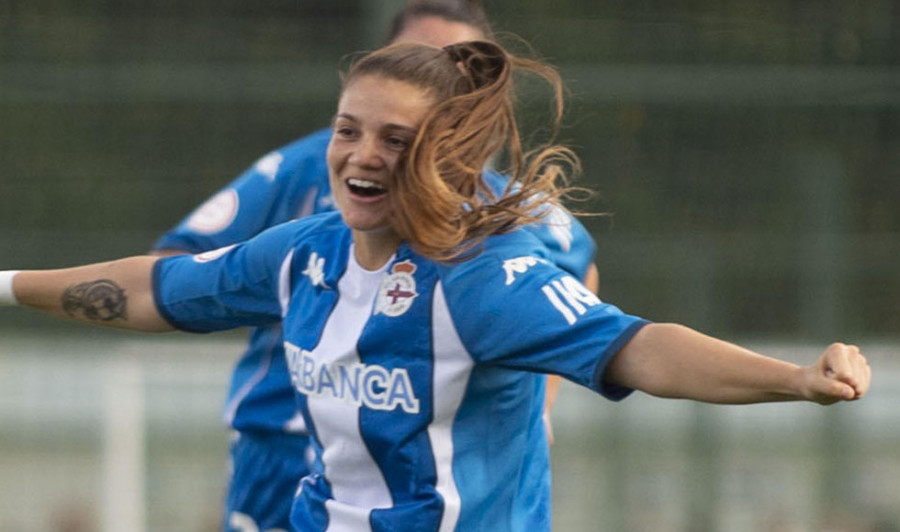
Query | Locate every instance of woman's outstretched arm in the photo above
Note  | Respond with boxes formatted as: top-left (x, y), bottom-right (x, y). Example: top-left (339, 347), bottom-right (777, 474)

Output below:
top-left (605, 323), bottom-right (870, 405)
top-left (4, 256), bottom-right (173, 332)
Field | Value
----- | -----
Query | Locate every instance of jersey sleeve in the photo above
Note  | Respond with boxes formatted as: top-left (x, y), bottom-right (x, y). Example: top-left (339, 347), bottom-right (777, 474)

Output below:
top-left (152, 129), bottom-right (331, 253)
top-left (528, 203), bottom-right (596, 281)
top-left (152, 221), bottom-right (302, 333)
top-left (440, 239), bottom-right (648, 401)
top-left (481, 170), bottom-right (596, 281)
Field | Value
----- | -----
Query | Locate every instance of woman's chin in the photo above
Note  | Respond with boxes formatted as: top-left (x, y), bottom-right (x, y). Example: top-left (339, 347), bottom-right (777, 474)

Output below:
top-left (340, 213), bottom-right (393, 235)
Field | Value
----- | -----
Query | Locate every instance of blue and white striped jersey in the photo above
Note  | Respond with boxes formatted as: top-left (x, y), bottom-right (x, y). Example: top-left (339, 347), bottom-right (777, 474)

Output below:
top-left (153, 211), bottom-right (647, 532)
top-left (152, 129), bottom-right (599, 435)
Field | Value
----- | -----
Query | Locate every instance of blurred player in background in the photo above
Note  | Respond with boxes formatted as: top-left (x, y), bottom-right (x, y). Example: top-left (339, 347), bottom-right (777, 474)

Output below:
top-left (151, 1), bottom-right (597, 530)
top-left (1, 38), bottom-right (870, 532)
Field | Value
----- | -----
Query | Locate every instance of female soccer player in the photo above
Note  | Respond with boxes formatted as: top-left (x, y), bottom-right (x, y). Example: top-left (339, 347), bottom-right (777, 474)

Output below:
top-left (1, 40), bottom-right (869, 532)
top-left (149, 2), bottom-right (592, 530)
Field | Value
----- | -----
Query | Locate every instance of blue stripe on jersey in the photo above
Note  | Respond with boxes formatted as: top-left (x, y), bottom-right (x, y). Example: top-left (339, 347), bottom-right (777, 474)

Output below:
top-left (450, 361), bottom-right (550, 529)
top-left (292, 477), bottom-right (331, 531)
top-left (361, 247), bottom-right (443, 532)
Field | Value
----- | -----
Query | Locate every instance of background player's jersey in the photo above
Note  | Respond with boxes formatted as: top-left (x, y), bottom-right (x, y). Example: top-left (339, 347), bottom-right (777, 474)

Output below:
top-left (153, 212), bottom-right (646, 532)
top-left (152, 129), bottom-right (598, 433)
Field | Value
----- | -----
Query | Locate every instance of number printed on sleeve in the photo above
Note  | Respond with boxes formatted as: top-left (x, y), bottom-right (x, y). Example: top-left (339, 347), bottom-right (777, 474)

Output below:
top-left (541, 275), bottom-right (601, 325)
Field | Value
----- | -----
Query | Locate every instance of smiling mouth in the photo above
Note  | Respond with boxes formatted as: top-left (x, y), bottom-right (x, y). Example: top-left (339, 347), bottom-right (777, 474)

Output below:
top-left (346, 178), bottom-right (387, 198)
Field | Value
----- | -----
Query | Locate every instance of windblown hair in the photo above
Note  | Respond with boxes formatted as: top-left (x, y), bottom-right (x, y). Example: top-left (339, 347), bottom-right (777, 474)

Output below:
top-left (342, 40), bottom-right (580, 261)
top-left (385, 0), bottom-right (493, 44)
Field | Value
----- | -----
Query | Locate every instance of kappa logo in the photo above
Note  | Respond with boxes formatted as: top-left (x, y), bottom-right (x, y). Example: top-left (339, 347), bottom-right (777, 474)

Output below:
top-left (302, 252), bottom-right (328, 288)
top-left (503, 256), bottom-right (548, 285)
top-left (374, 260), bottom-right (418, 317)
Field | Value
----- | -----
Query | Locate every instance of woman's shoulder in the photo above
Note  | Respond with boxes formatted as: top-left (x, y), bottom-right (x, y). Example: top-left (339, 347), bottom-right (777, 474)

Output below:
top-left (476, 229), bottom-right (550, 263)
top-left (435, 229), bottom-right (552, 286)
top-left (286, 211), bottom-right (346, 239)
top-left (253, 211), bottom-right (347, 249)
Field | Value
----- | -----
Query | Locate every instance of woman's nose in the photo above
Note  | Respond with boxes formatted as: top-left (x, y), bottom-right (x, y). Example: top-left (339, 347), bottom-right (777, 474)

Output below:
top-left (348, 137), bottom-right (384, 169)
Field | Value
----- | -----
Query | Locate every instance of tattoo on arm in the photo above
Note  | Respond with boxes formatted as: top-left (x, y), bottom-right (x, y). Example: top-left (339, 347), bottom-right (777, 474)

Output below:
top-left (62, 279), bottom-right (128, 322)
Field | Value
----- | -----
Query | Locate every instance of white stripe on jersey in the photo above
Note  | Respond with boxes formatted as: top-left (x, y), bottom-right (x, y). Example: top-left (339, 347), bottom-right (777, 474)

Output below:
top-left (307, 248), bottom-right (393, 531)
top-left (282, 410), bottom-right (307, 433)
top-left (428, 282), bottom-right (473, 532)
top-left (325, 499), bottom-right (377, 531)
top-left (279, 250), bottom-right (294, 317)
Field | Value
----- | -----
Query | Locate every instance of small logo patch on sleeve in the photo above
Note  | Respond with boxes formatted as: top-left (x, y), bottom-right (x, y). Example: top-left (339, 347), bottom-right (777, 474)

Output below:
top-left (186, 189), bottom-right (239, 234)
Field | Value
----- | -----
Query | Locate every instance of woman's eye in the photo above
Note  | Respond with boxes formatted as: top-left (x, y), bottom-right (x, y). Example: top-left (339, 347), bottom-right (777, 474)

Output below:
top-left (336, 126), bottom-right (357, 138)
top-left (386, 137), bottom-right (409, 149)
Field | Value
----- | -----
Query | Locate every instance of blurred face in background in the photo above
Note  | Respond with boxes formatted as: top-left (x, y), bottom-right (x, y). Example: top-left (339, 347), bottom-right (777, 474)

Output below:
top-left (392, 15), bottom-right (485, 48)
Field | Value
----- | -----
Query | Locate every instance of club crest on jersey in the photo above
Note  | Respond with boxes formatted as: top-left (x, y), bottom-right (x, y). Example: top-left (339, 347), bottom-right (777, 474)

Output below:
top-left (374, 260), bottom-right (418, 317)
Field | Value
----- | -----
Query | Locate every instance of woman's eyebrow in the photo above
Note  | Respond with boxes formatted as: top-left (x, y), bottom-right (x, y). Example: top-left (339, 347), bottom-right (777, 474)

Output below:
top-left (334, 113), bottom-right (359, 124)
top-left (383, 123), bottom-right (418, 134)
top-left (333, 113), bottom-right (417, 134)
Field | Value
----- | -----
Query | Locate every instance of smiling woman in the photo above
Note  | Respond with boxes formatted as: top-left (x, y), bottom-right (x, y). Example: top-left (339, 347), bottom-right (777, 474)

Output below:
top-left (330, 41), bottom-right (577, 268)
top-left (1, 39), bottom-right (872, 532)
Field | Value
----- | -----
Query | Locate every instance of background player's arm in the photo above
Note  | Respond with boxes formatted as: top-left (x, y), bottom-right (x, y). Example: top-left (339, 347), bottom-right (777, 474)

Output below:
top-left (605, 323), bottom-right (870, 405)
top-left (9, 257), bottom-right (171, 332)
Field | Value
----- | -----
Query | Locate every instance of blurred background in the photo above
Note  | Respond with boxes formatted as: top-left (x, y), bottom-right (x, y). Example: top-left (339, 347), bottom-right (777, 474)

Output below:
top-left (1, 1), bottom-right (897, 531)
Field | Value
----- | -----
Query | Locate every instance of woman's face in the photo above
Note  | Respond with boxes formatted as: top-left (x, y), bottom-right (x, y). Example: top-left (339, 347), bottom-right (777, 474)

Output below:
top-left (327, 74), bottom-right (435, 235)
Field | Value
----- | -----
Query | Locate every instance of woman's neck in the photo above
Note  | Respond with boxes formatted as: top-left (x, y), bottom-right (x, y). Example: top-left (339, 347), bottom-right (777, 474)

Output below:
top-left (352, 229), bottom-right (402, 271)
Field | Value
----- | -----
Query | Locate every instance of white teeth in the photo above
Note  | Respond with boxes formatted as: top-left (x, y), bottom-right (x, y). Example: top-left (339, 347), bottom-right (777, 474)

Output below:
top-left (347, 178), bottom-right (385, 191)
